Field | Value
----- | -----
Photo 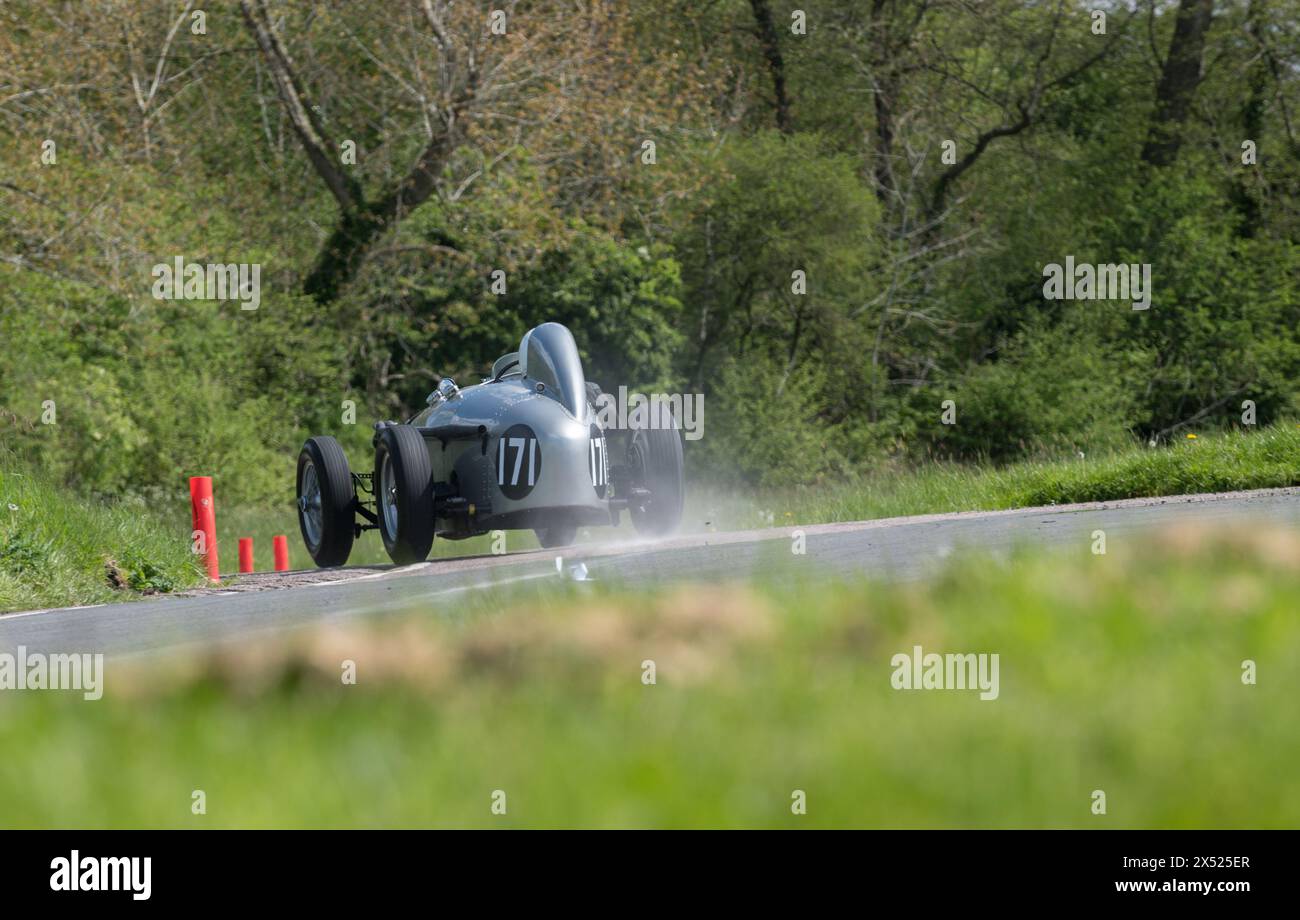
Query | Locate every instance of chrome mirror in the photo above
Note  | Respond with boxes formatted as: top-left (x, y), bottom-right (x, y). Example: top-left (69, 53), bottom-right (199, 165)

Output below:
top-left (427, 377), bottom-right (460, 406)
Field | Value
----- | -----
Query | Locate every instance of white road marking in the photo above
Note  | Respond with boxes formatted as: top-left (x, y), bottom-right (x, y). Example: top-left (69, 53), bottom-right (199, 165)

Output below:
top-left (1, 603), bottom-right (107, 620)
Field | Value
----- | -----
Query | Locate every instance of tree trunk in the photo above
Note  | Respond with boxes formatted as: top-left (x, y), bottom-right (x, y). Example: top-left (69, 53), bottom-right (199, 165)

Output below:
top-left (749, 0), bottom-right (791, 134)
top-left (1230, 0), bottom-right (1267, 237)
top-left (241, 0), bottom-right (462, 304)
top-left (1141, 0), bottom-right (1215, 168)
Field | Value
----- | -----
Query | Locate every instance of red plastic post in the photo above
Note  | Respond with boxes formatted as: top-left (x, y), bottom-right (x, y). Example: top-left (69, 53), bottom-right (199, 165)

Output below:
top-left (238, 537), bottom-right (254, 574)
top-left (273, 535), bottom-right (290, 572)
top-left (188, 476), bottom-right (219, 582)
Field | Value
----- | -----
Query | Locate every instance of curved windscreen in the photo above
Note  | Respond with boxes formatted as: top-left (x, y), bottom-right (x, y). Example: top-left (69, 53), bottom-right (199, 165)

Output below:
top-left (519, 322), bottom-right (587, 419)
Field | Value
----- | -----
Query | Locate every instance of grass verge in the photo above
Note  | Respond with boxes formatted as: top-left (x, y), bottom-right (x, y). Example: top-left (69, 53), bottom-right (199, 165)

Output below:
top-left (1, 522), bottom-right (1296, 828)
top-left (0, 460), bottom-right (202, 613)
top-left (697, 423), bottom-right (1300, 531)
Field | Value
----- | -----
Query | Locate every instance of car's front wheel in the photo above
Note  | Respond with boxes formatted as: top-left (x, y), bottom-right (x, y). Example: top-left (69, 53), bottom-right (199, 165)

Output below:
top-left (297, 436), bottom-right (356, 568)
top-left (374, 425), bottom-right (435, 565)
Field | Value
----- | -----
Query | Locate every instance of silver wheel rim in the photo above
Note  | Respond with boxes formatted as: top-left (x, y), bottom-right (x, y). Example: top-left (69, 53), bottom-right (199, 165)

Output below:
top-left (380, 452), bottom-right (399, 536)
top-left (299, 460), bottom-right (323, 547)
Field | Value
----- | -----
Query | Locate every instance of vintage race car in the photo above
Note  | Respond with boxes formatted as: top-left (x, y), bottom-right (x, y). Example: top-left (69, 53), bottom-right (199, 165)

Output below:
top-left (295, 322), bottom-right (685, 567)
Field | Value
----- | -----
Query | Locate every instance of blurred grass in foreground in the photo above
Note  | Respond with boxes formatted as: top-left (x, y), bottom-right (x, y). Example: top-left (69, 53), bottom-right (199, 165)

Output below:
top-left (1, 522), bottom-right (1296, 828)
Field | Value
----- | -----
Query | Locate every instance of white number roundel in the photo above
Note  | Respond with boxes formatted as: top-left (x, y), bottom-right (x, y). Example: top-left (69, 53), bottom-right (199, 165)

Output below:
top-left (496, 424), bottom-right (541, 499)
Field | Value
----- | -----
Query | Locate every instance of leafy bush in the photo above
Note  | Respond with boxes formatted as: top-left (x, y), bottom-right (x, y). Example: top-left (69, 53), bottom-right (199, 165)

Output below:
top-left (0, 269), bottom-right (343, 505)
top-left (692, 358), bottom-right (846, 488)
top-left (934, 321), bottom-right (1143, 461)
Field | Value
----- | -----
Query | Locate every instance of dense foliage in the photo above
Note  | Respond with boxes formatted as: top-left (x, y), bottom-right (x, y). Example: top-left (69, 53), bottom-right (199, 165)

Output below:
top-left (2, 1), bottom-right (1298, 502)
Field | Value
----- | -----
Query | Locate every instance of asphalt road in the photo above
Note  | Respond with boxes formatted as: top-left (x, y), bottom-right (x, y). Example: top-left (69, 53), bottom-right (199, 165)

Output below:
top-left (4, 487), bottom-right (1299, 658)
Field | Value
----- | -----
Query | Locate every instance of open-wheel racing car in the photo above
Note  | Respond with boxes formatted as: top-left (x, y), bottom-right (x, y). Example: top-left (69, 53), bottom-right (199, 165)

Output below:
top-left (295, 322), bottom-right (685, 567)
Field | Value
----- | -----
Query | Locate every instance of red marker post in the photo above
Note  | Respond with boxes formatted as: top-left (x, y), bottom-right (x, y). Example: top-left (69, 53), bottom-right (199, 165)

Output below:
top-left (188, 476), bottom-right (219, 582)
top-left (273, 535), bottom-right (290, 572)
top-left (238, 538), bottom-right (255, 574)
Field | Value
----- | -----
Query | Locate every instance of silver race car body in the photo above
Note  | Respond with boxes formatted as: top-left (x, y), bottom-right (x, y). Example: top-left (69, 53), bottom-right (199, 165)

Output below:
top-left (295, 322), bottom-right (683, 567)
top-left (408, 322), bottom-right (612, 534)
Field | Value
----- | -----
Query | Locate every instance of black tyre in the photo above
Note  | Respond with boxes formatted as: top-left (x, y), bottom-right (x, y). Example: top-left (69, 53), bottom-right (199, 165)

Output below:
top-left (628, 424), bottom-right (684, 536)
top-left (297, 436), bottom-right (356, 568)
top-left (375, 425), bottom-right (435, 565)
top-left (535, 523), bottom-right (578, 548)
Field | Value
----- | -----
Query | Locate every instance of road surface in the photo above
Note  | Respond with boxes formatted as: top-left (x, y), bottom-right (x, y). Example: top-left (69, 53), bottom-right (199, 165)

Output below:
top-left (3, 487), bottom-right (1299, 657)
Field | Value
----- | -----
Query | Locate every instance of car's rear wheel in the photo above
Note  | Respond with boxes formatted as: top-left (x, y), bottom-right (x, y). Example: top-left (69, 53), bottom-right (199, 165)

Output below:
top-left (297, 436), bottom-right (355, 568)
top-left (535, 523), bottom-right (578, 548)
top-left (627, 424), bottom-right (684, 537)
top-left (375, 425), bottom-right (435, 565)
